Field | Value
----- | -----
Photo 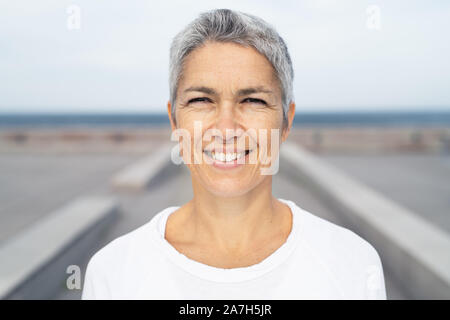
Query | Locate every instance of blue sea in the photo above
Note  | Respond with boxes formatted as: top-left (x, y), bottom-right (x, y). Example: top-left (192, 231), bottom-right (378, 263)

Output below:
top-left (0, 111), bottom-right (449, 128)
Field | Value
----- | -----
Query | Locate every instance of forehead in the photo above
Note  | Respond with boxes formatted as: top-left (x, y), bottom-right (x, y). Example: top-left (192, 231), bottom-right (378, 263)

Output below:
top-left (179, 41), bottom-right (279, 92)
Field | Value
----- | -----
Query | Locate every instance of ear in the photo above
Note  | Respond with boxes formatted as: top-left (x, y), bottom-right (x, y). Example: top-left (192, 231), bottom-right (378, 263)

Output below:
top-left (281, 102), bottom-right (295, 143)
top-left (167, 100), bottom-right (177, 131)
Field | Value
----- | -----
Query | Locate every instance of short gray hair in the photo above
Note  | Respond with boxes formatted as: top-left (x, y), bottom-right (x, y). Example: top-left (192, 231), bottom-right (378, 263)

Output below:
top-left (169, 8), bottom-right (294, 127)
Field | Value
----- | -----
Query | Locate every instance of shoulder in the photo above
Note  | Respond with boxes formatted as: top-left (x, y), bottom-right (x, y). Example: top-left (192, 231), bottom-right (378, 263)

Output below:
top-left (293, 204), bottom-right (386, 298)
top-left (82, 207), bottom-right (174, 299)
top-left (297, 205), bottom-right (382, 265)
top-left (85, 229), bottom-right (135, 275)
top-left (81, 225), bottom-right (145, 299)
top-left (87, 206), bottom-right (176, 267)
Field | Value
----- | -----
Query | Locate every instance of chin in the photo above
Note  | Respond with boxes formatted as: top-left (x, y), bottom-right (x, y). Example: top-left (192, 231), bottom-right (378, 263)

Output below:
top-left (204, 176), bottom-right (261, 198)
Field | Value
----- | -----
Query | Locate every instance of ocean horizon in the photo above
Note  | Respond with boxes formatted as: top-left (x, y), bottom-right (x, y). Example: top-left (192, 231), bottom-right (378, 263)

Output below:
top-left (0, 110), bottom-right (450, 128)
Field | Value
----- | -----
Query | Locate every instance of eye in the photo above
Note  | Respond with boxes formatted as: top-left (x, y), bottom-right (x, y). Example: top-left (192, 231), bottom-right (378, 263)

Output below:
top-left (187, 97), bottom-right (212, 104)
top-left (242, 97), bottom-right (267, 105)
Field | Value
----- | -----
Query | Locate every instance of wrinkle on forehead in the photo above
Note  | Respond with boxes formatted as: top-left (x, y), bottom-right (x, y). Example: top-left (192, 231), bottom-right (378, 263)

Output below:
top-left (178, 41), bottom-right (282, 101)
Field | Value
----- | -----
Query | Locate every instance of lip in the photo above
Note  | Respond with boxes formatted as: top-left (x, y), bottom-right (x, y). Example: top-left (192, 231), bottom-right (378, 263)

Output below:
top-left (203, 149), bottom-right (254, 169)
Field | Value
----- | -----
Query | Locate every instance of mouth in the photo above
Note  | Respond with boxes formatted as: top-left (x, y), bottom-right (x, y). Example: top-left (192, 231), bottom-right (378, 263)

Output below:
top-left (203, 149), bottom-right (252, 162)
top-left (202, 148), bottom-right (255, 170)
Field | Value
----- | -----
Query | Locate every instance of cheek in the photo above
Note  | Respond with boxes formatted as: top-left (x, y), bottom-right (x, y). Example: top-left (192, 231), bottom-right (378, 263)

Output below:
top-left (249, 113), bottom-right (284, 157)
top-left (176, 108), bottom-right (197, 127)
top-left (175, 125), bottom-right (206, 165)
top-left (246, 110), bottom-right (284, 135)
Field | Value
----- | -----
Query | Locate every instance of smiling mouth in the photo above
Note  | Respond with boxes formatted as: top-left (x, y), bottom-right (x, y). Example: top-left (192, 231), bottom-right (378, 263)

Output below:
top-left (203, 149), bottom-right (252, 162)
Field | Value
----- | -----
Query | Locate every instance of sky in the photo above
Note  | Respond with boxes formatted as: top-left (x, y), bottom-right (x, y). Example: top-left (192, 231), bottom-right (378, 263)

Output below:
top-left (0, 0), bottom-right (449, 114)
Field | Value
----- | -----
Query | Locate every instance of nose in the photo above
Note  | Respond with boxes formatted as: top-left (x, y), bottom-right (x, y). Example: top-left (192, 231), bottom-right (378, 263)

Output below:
top-left (213, 103), bottom-right (241, 143)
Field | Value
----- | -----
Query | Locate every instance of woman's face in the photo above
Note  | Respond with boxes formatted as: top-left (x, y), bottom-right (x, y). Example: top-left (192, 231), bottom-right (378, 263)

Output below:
top-left (169, 41), bottom-right (292, 197)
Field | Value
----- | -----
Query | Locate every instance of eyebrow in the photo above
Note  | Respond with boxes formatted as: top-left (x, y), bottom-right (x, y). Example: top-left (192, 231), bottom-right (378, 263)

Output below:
top-left (183, 86), bottom-right (273, 96)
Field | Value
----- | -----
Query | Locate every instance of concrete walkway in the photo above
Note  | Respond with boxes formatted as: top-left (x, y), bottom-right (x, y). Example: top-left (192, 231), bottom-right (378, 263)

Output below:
top-left (0, 152), bottom-right (152, 244)
top-left (319, 153), bottom-right (450, 234)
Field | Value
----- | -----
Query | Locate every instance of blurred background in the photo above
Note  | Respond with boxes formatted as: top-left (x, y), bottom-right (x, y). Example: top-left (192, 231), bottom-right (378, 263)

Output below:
top-left (0, 0), bottom-right (449, 299)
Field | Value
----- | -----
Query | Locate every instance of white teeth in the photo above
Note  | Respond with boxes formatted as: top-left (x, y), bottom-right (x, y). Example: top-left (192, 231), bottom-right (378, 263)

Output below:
top-left (204, 150), bottom-right (246, 162)
top-left (215, 152), bottom-right (224, 161)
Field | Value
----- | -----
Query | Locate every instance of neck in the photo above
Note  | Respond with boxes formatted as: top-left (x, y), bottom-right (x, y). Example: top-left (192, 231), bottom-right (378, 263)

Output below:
top-left (187, 175), bottom-right (281, 253)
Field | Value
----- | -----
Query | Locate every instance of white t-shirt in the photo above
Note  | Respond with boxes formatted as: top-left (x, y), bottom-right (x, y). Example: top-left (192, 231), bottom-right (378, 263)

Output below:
top-left (81, 198), bottom-right (387, 299)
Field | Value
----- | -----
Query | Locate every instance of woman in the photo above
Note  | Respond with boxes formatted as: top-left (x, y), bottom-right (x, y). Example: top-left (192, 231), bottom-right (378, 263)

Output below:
top-left (82, 8), bottom-right (386, 300)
